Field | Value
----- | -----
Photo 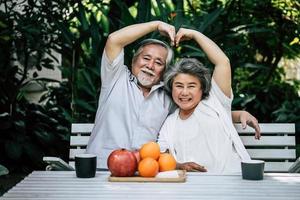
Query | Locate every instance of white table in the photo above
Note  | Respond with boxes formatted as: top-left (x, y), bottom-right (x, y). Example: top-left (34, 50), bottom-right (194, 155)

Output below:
top-left (1, 171), bottom-right (300, 200)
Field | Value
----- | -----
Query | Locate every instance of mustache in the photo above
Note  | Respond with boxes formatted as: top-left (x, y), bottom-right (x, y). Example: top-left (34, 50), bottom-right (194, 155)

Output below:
top-left (141, 68), bottom-right (156, 76)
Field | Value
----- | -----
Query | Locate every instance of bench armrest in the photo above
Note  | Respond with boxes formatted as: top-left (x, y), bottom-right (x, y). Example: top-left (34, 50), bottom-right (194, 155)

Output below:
top-left (288, 157), bottom-right (300, 173)
top-left (43, 157), bottom-right (74, 171)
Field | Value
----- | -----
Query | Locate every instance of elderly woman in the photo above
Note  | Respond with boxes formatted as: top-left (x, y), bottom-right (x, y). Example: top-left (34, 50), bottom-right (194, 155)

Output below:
top-left (158, 28), bottom-right (259, 174)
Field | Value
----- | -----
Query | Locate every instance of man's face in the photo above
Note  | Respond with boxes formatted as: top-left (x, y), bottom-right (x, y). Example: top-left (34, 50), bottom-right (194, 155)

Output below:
top-left (132, 44), bottom-right (168, 89)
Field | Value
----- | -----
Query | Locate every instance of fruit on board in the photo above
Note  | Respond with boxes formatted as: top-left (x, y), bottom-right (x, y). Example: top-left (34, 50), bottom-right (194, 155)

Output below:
top-left (138, 157), bottom-right (159, 177)
top-left (158, 153), bottom-right (176, 172)
top-left (107, 149), bottom-right (137, 177)
top-left (139, 141), bottom-right (160, 160)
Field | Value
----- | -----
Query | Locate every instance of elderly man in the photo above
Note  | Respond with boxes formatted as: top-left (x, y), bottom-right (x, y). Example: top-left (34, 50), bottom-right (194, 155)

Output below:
top-left (86, 21), bottom-right (260, 169)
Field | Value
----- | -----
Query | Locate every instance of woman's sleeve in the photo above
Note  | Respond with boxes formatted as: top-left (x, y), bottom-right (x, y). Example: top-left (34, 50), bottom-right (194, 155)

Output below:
top-left (211, 78), bottom-right (233, 112)
top-left (157, 121), bottom-right (170, 153)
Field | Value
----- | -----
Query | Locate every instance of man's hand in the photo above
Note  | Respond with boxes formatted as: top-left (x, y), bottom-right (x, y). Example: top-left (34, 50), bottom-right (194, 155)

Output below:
top-left (176, 162), bottom-right (207, 172)
top-left (105, 21), bottom-right (175, 62)
top-left (157, 21), bottom-right (176, 46)
top-left (239, 111), bottom-right (261, 139)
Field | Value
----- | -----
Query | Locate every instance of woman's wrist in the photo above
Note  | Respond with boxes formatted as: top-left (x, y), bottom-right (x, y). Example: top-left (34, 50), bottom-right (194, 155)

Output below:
top-left (176, 162), bottom-right (183, 170)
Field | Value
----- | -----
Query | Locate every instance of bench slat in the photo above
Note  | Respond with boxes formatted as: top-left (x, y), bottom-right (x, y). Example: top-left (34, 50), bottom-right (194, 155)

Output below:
top-left (240, 136), bottom-right (295, 146)
top-left (71, 123), bottom-right (94, 133)
top-left (70, 136), bottom-right (89, 146)
top-left (70, 149), bottom-right (86, 159)
top-left (264, 162), bottom-right (294, 172)
top-left (247, 149), bottom-right (296, 159)
top-left (234, 123), bottom-right (295, 134)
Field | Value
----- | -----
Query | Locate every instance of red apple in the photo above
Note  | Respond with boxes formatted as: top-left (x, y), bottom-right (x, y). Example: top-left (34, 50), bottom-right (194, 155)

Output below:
top-left (107, 149), bottom-right (137, 177)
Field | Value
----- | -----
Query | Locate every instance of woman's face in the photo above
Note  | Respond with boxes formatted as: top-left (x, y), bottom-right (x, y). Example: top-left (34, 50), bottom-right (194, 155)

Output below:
top-left (172, 73), bottom-right (202, 116)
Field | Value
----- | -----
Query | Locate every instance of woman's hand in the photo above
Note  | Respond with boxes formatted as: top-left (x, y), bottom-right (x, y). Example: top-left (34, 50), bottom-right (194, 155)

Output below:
top-left (174, 28), bottom-right (196, 47)
top-left (239, 111), bottom-right (261, 139)
top-left (233, 111), bottom-right (261, 139)
top-left (176, 162), bottom-right (207, 172)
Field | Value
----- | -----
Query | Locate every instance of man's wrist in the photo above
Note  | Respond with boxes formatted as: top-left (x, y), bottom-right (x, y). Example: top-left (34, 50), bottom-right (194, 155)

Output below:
top-left (149, 20), bottom-right (161, 31)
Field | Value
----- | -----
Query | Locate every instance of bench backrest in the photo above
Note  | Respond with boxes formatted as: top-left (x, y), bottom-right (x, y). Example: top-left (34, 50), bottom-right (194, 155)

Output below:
top-left (70, 123), bottom-right (296, 172)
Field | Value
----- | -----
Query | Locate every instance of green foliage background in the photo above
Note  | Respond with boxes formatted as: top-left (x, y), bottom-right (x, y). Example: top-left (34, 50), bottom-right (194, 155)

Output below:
top-left (0, 0), bottom-right (299, 178)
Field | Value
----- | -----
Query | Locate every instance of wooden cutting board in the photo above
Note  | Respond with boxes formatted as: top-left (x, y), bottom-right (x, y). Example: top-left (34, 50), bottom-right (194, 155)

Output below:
top-left (108, 170), bottom-right (186, 182)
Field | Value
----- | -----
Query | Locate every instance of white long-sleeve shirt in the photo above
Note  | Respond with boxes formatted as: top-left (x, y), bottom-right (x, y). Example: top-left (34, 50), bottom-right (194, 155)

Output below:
top-left (158, 79), bottom-right (250, 174)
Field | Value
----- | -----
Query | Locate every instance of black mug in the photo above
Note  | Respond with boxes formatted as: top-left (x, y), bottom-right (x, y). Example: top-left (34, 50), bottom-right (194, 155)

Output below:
top-left (241, 160), bottom-right (265, 180)
top-left (75, 154), bottom-right (97, 178)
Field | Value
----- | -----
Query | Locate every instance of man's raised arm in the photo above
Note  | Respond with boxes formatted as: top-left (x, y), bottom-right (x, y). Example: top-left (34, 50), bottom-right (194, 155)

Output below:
top-left (105, 21), bottom-right (175, 63)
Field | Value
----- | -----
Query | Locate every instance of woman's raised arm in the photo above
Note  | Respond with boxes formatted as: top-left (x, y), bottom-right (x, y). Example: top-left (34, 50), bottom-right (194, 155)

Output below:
top-left (175, 28), bottom-right (231, 97)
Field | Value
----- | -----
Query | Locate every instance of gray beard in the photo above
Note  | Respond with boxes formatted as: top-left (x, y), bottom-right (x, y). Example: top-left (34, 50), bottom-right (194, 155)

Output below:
top-left (137, 71), bottom-right (155, 88)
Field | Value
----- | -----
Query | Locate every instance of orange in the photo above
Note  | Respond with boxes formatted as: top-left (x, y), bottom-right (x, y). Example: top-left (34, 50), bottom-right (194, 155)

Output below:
top-left (139, 142), bottom-right (160, 160)
top-left (138, 157), bottom-right (159, 177)
top-left (158, 153), bottom-right (177, 172)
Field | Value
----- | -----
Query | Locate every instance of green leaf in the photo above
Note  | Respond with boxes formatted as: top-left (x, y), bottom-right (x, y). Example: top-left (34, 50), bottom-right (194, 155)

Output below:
top-left (198, 8), bottom-right (223, 32)
top-left (78, 84), bottom-right (96, 97)
top-left (137, 0), bottom-right (152, 23)
top-left (100, 13), bottom-right (109, 37)
top-left (23, 143), bottom-right (44, 166)
top-left (244, 63), bottom-right (269, 69)
top-left (5, 140), bottom-right (23, 160)
top-left (81, 70), bottom-right (96, 93)
top-left (14, 120), bottom-right (25, 128)
top-left (164, 0), bottom-right (175, 12)
top-left (174, 0), bottom-right (184, 30)
top-left (31, 110), bottom-right (58, 123)
top-left (90, 13), bottom-right (102, 61)
top-left (241, 95), bottom-right (257, 107)
top-left (155, 0), bottom-right (169, 22)
top-left (0, 164), bottom-right (9, 176)
top-left (113, 0), bottom-right (136, 26)
top-left (33, 129), bottom-right (56, 145)
top-left (52, 19), bottom-right (74, 46)
top-left (181, 51), bottom-right (206, 58)
top-left (74, 99), bottom-right (96, 112)
top-left (78, 2), bottom-right (89, 31)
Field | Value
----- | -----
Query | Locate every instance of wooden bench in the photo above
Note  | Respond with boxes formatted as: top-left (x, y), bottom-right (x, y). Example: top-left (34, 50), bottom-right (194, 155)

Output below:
top-left (69, 123), bottom-right (300, 172)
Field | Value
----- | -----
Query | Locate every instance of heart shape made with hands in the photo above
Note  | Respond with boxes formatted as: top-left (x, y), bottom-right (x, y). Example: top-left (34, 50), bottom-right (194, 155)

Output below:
top-left (157, 22), bottom-right (197, 47)
top-left (160, 28), bottom-right (196, 47)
